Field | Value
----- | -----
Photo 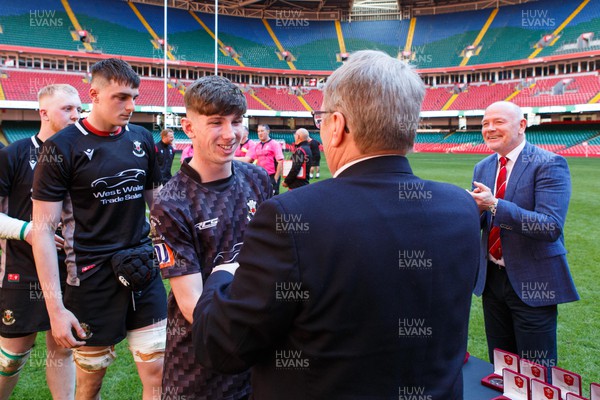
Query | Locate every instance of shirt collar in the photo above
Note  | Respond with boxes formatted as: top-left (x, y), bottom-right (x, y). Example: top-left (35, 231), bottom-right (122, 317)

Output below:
top-left (500, 139), bottom-right (526, 165)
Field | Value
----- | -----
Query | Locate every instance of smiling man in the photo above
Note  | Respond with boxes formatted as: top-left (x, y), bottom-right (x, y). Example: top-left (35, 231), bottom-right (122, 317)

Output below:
top-left (469, 101), bottom-right (578, 374)
top-left (150, 75), bottom-right (270, 399)
top-left (32, 58), bottom-right (167, 400)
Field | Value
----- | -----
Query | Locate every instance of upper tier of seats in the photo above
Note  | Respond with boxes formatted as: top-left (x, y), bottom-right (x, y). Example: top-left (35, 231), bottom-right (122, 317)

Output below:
top-left (2, 0), bottom-right (600, 70)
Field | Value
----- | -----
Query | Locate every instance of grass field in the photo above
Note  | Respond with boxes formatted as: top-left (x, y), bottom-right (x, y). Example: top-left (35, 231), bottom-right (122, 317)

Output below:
top-left (13, 152), bottom-right (600, 399)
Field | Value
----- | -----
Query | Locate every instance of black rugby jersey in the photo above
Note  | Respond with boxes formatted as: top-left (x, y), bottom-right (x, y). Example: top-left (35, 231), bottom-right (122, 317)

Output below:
top-left (0, 135), bottom-right (50, 288)
top-left (151, 160), bottom-right (271, 399)
top-left (32, 119), bottom-right (160, 284)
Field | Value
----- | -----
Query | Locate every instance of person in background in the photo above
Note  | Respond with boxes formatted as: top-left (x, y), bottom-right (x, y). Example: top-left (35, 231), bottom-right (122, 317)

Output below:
top-left (308, 133), bottom-right (321, 179)
top-left (245, 124), bottom-right (284, 195)
top-left (155, 128), bottom-right (175, 185)
top-left (180, 143), bottom-right (193, 164)
top-left (282, 128), bottom-right (312, 190)
top-left (234, 126), bottom-right (257, 163)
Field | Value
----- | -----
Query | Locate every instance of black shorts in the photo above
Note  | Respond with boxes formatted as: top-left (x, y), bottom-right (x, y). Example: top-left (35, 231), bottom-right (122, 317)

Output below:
top-left (311, 157), bottom-right (321, 167)
top-left (63, 262), bottom-right (167, 346)
top-left (0, 286), bottom-right (50, 337)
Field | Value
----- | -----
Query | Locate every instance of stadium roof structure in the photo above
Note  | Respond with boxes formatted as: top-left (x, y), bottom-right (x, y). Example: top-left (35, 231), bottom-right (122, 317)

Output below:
top-left (130, 0), bottom-right (537, 19)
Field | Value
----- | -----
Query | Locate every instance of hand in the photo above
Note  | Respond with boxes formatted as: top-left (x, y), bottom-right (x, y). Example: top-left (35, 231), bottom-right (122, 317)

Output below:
top-left (467, 181), bottom-right (497, 212)
top-left (54, 234), bottom-right (65, 250)
top-left (282, 182), bottom-right (288, 188)
top-left (49, 308), bottom-right (87, 348)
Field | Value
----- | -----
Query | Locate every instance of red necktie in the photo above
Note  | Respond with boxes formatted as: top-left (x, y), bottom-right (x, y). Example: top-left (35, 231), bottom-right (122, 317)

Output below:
top-left (488, 156), bottom-right (508, 260)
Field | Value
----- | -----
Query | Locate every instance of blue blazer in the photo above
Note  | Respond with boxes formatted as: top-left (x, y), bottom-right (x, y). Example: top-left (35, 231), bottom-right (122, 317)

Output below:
top-left (472, 142), bottom-right (579, 306)
top-left (193, 156), bottom-right (481, 399)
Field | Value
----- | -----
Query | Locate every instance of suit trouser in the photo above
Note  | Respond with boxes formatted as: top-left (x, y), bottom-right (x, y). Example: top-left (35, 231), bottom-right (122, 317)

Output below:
top-left (482, 261), bottom-right (558, 378)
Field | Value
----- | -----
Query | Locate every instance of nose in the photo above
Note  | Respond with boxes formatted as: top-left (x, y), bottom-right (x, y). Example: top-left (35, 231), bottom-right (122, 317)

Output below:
top-left (222, 122), bottom-right (237, 140)
top-left (125, 98), bottom-right (135, 113)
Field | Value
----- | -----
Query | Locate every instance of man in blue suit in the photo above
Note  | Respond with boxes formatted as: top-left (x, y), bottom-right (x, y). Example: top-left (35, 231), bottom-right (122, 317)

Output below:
top-left (193, 50), bottom-right (481, 399)
top-left (469, 101), bottom-right (579, 371)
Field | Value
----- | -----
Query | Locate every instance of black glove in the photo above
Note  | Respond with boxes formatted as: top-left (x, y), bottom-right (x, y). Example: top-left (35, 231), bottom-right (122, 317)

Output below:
top-left (110, 243), bottom-right (158, 292)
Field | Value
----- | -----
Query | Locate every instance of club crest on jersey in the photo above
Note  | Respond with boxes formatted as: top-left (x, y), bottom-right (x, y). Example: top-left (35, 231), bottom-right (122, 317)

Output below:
top-left (247, 199), bottom-right (257, 221)
top-left (133, 141), bottom-right (146, 157)
top-left (29, 160), bottom-right (37, 170)
top-left (2, 310), bottom-right (15, 326)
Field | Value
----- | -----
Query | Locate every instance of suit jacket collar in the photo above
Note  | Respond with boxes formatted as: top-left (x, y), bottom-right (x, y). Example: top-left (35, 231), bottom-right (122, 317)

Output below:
top-left (337, 155), bottom-right (413, 178)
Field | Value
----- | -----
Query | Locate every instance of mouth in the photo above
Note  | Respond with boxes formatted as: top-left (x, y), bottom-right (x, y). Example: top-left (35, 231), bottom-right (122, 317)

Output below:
top-left (218, 144), bottom-right (236, 152)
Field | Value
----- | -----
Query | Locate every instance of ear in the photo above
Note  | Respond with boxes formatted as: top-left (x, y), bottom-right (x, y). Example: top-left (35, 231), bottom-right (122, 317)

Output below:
top-left (329, 111), bottom-right (347, 148)
top-left (518, 118), bottom-right (527, 135)
top-left (181, 117), bottom-right (195, 139)
top-left (39, 108), bottom-right (49, 121)
top-left (89, 87), bottom-right (99, 103)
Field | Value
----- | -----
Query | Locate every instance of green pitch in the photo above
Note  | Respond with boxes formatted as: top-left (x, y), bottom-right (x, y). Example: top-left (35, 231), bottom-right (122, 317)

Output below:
top-left (14, 153), bottom-right (600, 398)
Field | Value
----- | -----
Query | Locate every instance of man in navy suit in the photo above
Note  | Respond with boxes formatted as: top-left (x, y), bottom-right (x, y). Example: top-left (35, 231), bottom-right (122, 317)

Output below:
top-left (193, 50), bottom-right (481, 399)
top-left (469, 101), bottom-right (579, 371)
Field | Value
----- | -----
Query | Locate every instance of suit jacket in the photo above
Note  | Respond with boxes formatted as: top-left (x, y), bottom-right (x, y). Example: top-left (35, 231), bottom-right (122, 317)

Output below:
top-left (472, 142), bottom-right (579, 306)
top-left (194, 155), bottom-right (481, 399)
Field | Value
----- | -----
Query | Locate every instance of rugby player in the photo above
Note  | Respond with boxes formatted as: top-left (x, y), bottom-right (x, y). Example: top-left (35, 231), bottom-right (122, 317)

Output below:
top-left (151, 75), bottom-right (271, 399)
top-left (32, 59), bottom-right (167, 400)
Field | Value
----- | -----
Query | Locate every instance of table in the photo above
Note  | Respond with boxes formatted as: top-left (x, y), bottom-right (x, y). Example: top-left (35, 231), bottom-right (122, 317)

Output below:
top-left (463, 355), bottom-right (502, 399)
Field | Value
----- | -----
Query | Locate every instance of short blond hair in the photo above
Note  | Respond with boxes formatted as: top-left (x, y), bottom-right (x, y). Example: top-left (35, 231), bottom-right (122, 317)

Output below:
top-left (38, 84), bottom-right (79, 102)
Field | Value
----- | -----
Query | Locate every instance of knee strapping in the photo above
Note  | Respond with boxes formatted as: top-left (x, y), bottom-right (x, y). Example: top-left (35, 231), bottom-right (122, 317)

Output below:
top-left (127, 325), bottom-right (166, 363)
top-left (72, 346), bottom-right (116, 373)
top-left (0, 347), bottom-right (31, 377)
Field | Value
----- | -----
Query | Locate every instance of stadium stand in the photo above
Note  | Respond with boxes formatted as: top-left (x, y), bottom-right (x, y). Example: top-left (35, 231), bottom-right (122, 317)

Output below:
top-left (2, 121), bottom-right (39, 143)
top-left (0, 69), bottom-right (92, 102)
top-left (2, 0), bottom-right (600, 158)
top-left (512, 74), bottom-right (600, 107)
top-left (253, 87), bottom-right (306, 111)
top-left (67, 0), bottom-right (157, 58)
top-left (302, 90), bottom-right (323, 111)
top-left (0, 0), bottom-right (78, 52)
top-left (421, 87), bottom-right (453, 111)
top-left (189, 12), bottom-right (282, 68)
top-left (472, 0), bottom-right (577, 65)
top-left (537, 0), bottom-right (600, 57)
top-left (342, 20), bottom-right (405, 58)
top-left (411, 123), bottom-right (600, 156)
top-left (410, 9), bottom-right (489, 68)
top-left (271, 20), bottom-right (339, 71)
top-left (448, 82), bottom-right (516, 110)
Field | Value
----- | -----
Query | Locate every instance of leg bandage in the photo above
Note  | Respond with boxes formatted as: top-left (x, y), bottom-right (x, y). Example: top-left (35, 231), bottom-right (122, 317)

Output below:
top-left (127, 325), bottom-right (166, 363)
top-left (0, 347), bottom-right (31, 377)
top-left (72, 346), bottom-right (116, 373)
